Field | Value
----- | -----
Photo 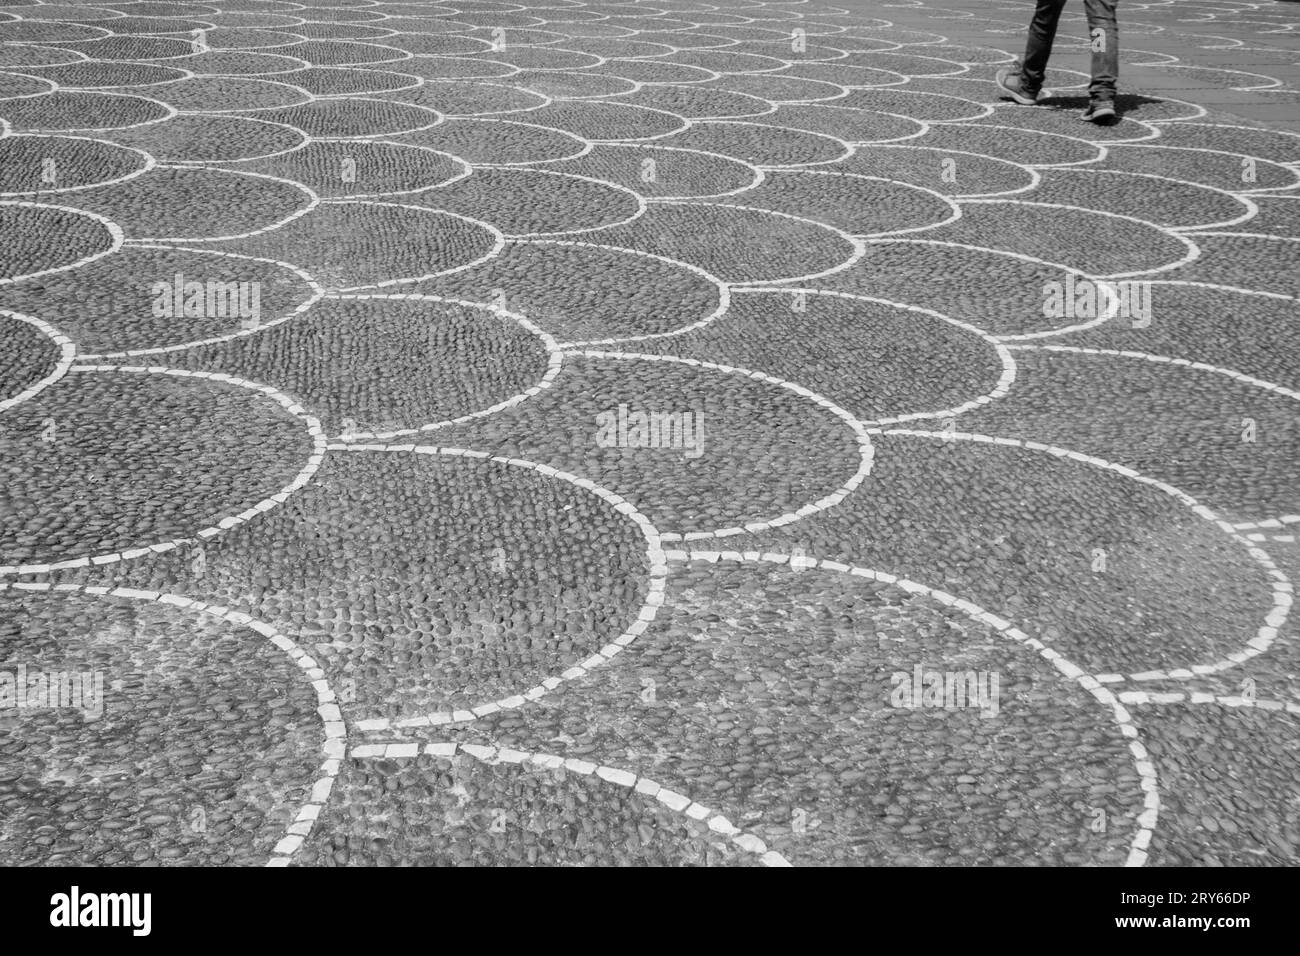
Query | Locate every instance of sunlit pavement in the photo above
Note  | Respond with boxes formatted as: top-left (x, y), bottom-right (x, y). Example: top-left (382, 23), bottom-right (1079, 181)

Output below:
top-left (1, 0), bottom-right (1298, 867)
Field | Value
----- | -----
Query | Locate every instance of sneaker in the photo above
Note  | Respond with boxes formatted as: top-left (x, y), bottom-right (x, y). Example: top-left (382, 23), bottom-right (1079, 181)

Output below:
top-left (994, 67), bottom-right (1042, 105)
top-left (1081, 99), bottom-right (1117, 124)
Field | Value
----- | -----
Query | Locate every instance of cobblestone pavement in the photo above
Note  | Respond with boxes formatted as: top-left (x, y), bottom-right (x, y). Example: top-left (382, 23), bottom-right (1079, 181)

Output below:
top-left (1, 0), bottom-right (1299, 867)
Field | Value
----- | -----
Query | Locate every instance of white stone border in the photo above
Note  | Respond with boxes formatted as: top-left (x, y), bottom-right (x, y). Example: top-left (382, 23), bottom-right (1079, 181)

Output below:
top-left (665, 548), bottom-right (1159, 867)
top-left (0, 132), bottom-right (156, 197)
top-left (0, 578), bottom-right (344, 868)
top-left (871, 428), bottom-right (1292, 685)
top-left (332, 443), bottom-right (668, 732)
top-left (346, 739), bottom-right (790, 865)
top-left (0, 200), bottom-right (124, 286)
top-left (725, 287), bottom-right (1016, 424)
top-left (0, 365), bottom-right (327, 576)
top-left (0, 309), bottom-right (76, 414)
top-left (79, 245), bottom-right (326, 359)
top-left (324, 293), bottom-right (565, 441)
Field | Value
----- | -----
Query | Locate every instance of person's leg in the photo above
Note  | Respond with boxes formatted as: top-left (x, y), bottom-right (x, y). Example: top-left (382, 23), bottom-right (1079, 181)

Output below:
top-left (996, 0), bottom-right (1068, 103)
top-left (1083, 0), bottom-right (1120, 102)
top-left (1021, 0), bottom-right (1071, 94)
top-left (1078, 0), bottom-right (1119, 121)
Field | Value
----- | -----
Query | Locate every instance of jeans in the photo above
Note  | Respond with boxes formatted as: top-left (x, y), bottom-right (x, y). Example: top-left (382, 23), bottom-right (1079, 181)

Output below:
top-left (1021, 0), bottom-right (1119, 101)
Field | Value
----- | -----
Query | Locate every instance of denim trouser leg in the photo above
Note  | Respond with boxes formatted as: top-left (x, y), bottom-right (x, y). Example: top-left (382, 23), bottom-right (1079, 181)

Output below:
top-left (1021, 0), bottom-right (1068, 93)
top-left (1084, 0), bottom-right (1119, 100)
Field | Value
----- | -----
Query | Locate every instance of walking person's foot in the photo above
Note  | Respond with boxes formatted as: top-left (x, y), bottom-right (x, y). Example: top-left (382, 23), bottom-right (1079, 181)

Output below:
top-left (1081, 99), bottom-right (1118, 124)
top-left (994, 67), bottom-right (1043, 105)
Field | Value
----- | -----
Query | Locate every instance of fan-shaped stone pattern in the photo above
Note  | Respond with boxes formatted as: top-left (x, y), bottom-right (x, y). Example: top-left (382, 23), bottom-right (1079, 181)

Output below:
top-left (411, 167), bottom-right (640, 236)
top-left (278, 66), bottom-right (419, 96)
top-left (235, 140), bottom-right (464, 198)
top-left (739, 435), bottom-right (1275, 679)
top-left (415, 240), bottom-right (721, 342)
top-left (665, 49), bottom-right (789, 75)
top-left (818, 242), bottom-right (1106, 338)
top-left (0, 71), bottom-right (54, 99)
top-left (0, 313), bottom-right (60, 406)
top-left (381, 80), bottom-right (546, 116)
top-left (111, 1), bottom-right (221, 16)
top-left (280, 39), bottom-right (410, 66)
top-left (0, 135), bottom-right (146, 195)
top-left (100, 114), bottom-right (306, 163)
top-left (612, 84), bottom-right (774, 120)
top-left (517, 101), bottom-right (686, 141)
top-left (156, 50), bottom-right (309, 76)
top-left (508, 69), bottom-right (636, 99)
top-left (554, 37), bottom-right (676, 59)
top-left (249, 99), bottom-right (441, 138)
top-left (1099, 145), bottom-right (1300, 193)
top-left (60, 166), bottom-right (310, 241)
top-left (923, 201), bottom-right (1192, 276)
top-left (734, 171), bottom-right (954, 236)
top-left (0, 591), bottom-right (320, 866)
top-left (16, 61), bottom-right (187, 89)
top-left (0, 371), bottom-right (313, 569)
top-left (1152, 234), bottom-right (1300, 302)
top-left (46, 35), bottom-right (195, 60)
top-left (703, 71), bottom-right (849, 104)
top-left (0, 20), bottom-right (110, 43)
top-left (148, 76), bottom-right (311, 112)
top-left (954, 348), bottom-right (1300, 518)
top-left (844, 50), bottom-right (970, 77)
top-left (395, 117), bottom-right (586, 164)
top-left (209, 202), bottom-right (499, 291)
top-left (1065, 284), bottom-right (1300, 391)
top-left (1243, 198), bottom-right (1300, 239)
top-left (0, 91), bottom-right (171, 132)
top-left (0, 245), bottom-right (316, 354)
top-left (918, 123), bottom-right (1103, 166)
top-left (0, 203), bottom-right (116, 283)
top-left (595, 202), bottom-right (856, 285)
top-left (5, 3), bottom-right (121, 19)
top-left (172, 297), bottom-right (552, 435)
top-left (839, 145), bottom-right (1035, 197)
top-left (91, 15), bottom-right (213, 35)
top-left (588, 57), bottom-right (718, 85)
top-left (0, 45), bottom-right (86, 68)
top-left (379, 32), bottom-right (492, 55)
top-left (72, 451), bottom-right (649, 721)
top-left (382, 15), bottom-right (476, 35)
top-left (837, 87), bottom-right (990, 122)
top-left (780, 61), bottom-right (910, 88)
top-left (1149, 123), bottom-right (1300, 164)
top-left (292, 21), bottom-right (395, 41)
top-left (295, 751), bottom-right (757, 866)
top-left (539, 142), bottom-right (758, 199)
top-left (1139, 705), bottom-right (1300, 866)
top-left (971, 101), bottom-right (1158, 145)
top-left (393, 55), bottom-right (515, 80)
top-left (436, 353), bottom-right (861, 535)
top-left (1030, 168), bottom-right (1252, 230)
top-left (487, 46), bottom-right (603, 71)
top-left (749, 103), bottom-right (926, 143)
top-left (642, 291), bottom-right (1002, 423)
top-left (452, 562), bottom-right (1143, 866)
top-left (661, 121), bottom-right (849, 167)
